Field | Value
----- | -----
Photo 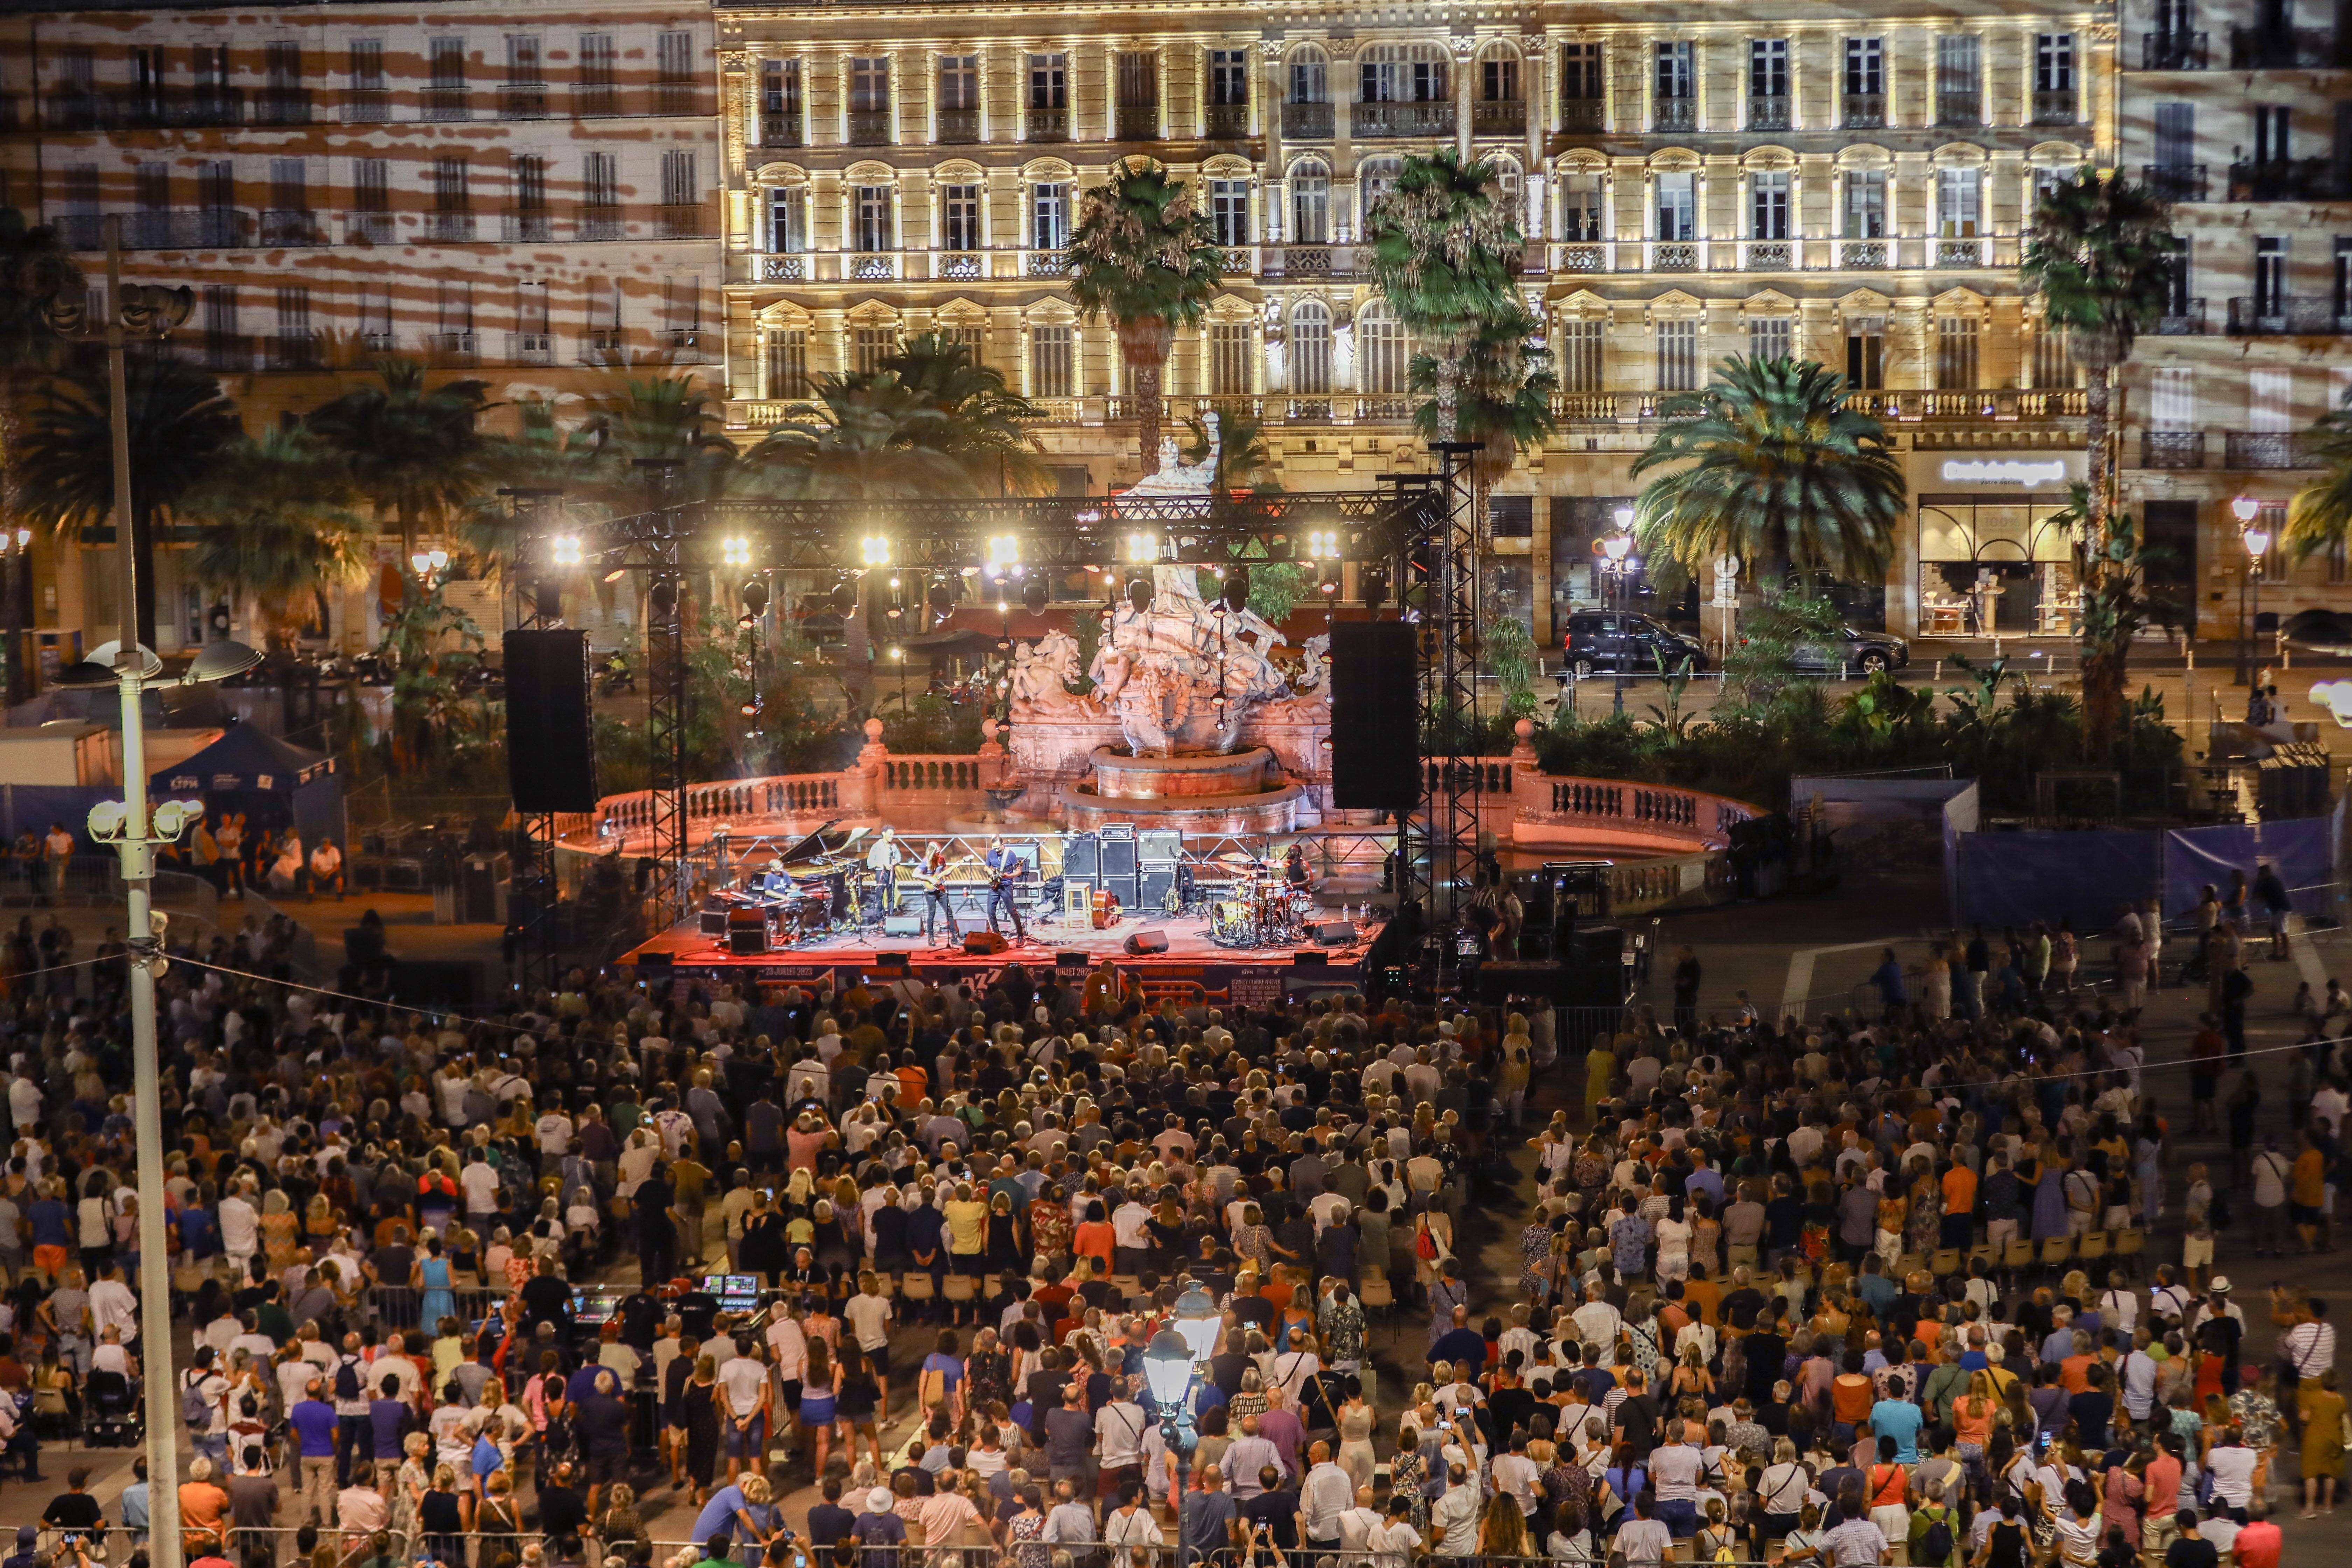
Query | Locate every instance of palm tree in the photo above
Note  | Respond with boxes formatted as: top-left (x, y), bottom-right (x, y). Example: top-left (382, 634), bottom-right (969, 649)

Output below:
top-left (882, 332), bottom-right (1048, 494)
top-left (183, 426), bottom-right (371, 650)
top-left (305, 356), bottom-right (493, 560)
top-left (1408, 307), bottom-right (1560, 496)
top-left (1180, 407), bottom-right (1278, 494)
top-left (2021, 167), bottom-right (2177, 757)
top-left (14, 351), bottom-right (240, 649)
top-left (1065, 160), bottom-right (1225, 477)
top-left (2286, 404), bottom-right (2352, 560)
top-left (0, 212), bottom-right (79, 700)
top-left (1361, 149), bottom-right (1524, 443)
top-left (1630, 355), bottom-right (1906, 587)
top-left (741, 372), bottom-right (991, 501)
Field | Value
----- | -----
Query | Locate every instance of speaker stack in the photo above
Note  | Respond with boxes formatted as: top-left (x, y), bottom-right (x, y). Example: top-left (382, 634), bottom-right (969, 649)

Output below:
top-left (1099, 825), bottom-right (1140, 909)
top-left (1329, 622), bottom-right (1419, 812)
top-left (504, 630), bottom-right (598, 813)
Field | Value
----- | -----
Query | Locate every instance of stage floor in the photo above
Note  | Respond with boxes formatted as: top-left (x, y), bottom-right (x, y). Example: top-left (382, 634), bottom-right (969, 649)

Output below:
top-left (624, 906), bottom-right (1383, 1001)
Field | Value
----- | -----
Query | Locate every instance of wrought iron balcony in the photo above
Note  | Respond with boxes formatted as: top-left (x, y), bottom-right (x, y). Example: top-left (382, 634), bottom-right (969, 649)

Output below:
top-left (345, 211), bottom-right (396, 246)
top-left (426, 331), bottom-right (478, 365)
top-left (265, 331), bottom-right (323, 371)
top-left (58, 209), bottom-right (250, 250)
top-left (257, 209), bottom-right (323, 247)
top-left (2228, 157), bottom-right (2345, 201)
top-left (578, 206), bottom-right (624, 241)
top-left (761, 255), bottom-right (805, 281)
top-left (655, 203), bottom-right (709, 239)
top-left (1652, 98), bottom-right (1696, 132)
top-left (502, 211), bottom-right (553, 243)
top-left (2143, 163), bottom-right (2207, 201)
top-left (1356, 100), bottom-right (1454, 137)
top-left (2157, 299), bottom-right (2207, 335)
top-left (1026, 106), bottom-right (1068, 142)
top-left (2230, 24), bottom-right (2343, 68)
top-left (2140, 431), bottom-right (2206, 469)
top-left (933, 107), bottom-right (976, 144)
top-left (1936, 237), bottom-right (1985, 267)
top-left (423, 210), bottom-right (477, 243)
top-left (2226, 430), bottom-right (2320, 469)
top-left (1202, 102), bottom-right (1250, 139)
top-left (510, 333), bottom-right (554, 366)
top-left (1114, 105), bottom-right (1159, 140)
top-left (342, 88), bottom-right (389, 123)
top-left (1472, 99), bottom-right (1525, 136)
top-left (1840, 240), bottom-right (1888, 269)
top-left (500, 84), bottom-right (548, 120)
top-left (1937, 92), bottom-right (1980, 127)
top-left (1746, 96), bottom-right (1790, 131)
top-left (2227, 296), bottom-right (2352, 335)
top-left (762, 113), bottom-right (804, 147)
top-left (1842, 92), bottom-right (1885, 128)
top-left (1560, 100), bottom-right (1604, 132)
top-left (1282, 101), bottom-right (1332, 138)
top-left (2141, 31), bottom-right (2209, 69)
top-left (573, 83), bottom-right (620, 118)
top-left (849, 108), bottom-right (892, 145)
top-left (2032, 89), bottom-right (2077, 124)
top-left (421, 85), bottom-right (469, 121)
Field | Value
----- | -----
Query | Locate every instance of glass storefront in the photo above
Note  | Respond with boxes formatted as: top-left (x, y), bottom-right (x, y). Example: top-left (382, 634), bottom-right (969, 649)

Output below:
top-left (1916, 491), bottom-right (2080, 637)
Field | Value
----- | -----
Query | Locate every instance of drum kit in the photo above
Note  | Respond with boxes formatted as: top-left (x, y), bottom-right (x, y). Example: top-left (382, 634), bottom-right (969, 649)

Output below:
top-left (1208, 870), bottom-right (1313, 949)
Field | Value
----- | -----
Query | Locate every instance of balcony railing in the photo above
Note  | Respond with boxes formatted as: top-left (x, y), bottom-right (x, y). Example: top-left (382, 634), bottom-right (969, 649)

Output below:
top-left (1651, 241), bottom-right (1699, 271)
top-left (346, 211), bottom-right (395, 246)
top-left (2142, 163), bottom-right (2207, 201)
top-left (1840, 240), bottom-right (1888, 268)
top-left (2141, 431), bottom-right (2206, 469)
top-left (43, 92), bottom-right (106, 132)
top-left (654, 203), bottom-right (708, 239)
top-left (1937, 92), bottom-right (1981, 127)
top-left (849, 252), bottom-right (894, 280)
top-left (58, 210), bottom-right (249, 251)
top-left (1560, 100), bottom-right (1604, 132)
top-left (421, 85), bottom-right (470, 121)
top-left (2031, 89), bottom-right (2077, 124)
top-left (1843, 92), bottom-right (1885, 128)
top-left (1203, 102), bottom-right (1250, 139)
top-left (934, 107), bottom-right (976, 144)
top-left (173, 88), bottom-right (244, 128)
top-left (423, 210), bottom-right (478, 243)
top-left (1281, 101), bottom-right (1332, 138)
top-left (1745, 240), bottom-right (1792, 271)
top-left (579, 206), bottom-right (624, 241)
top-left (510, 332), bottom-right (554, 366)
top-left (761, 255), bottom-right (804, 281)
top-left (939, 253), bottom-right (983, 280)
top-left (2228, 158), bottom-right (2344, 201)
top-left (1747, 96), bottom-right (1790, 131)
top-left (1265, 244), bottom-right (1351, 278)
top-left (502, 211), bottom-right (553, 243)
top-left (1026, 250), bottom-right (1068, 277)
top-left (2141, 31), bottom-right (2210, 69)
top-left (581, 331), bottom-right (624, 363)
top-left (1935, 237), bottom-right (1984, 268)
top-left (1357, 99), bottom-right (1455, 137)
top-left (2226, 431), bottom-right (2320, 469)
top-left (573, 83), bottom-right (620, 118)
top-left (1651, 98), bottom-right (1695, 133)
top-left (264, 330), bottom-right (323, 371)
top-left (1026, 106), bottom-right (1068, 142)
top-left (762, 113), bottom-right (804, 147)
top-left (342, 87), bottom-right (390, 123)
top-left (427, 331), bottom-right (478, 365)
top-left (2230, 25), bottom-right (2343, 69)
top-left (2157, 299), bottom-right (2207, 335)
top-left (2228, 296), bottom-right (2352, 335)
top-left (258, 209), bottom-right (323, 247)
top-left (253, 87), bottom-right (312, 125)
top-left (849, 107), bottom-right (892, 144)
top-left (1114, 105), bottom-right (1158, 140)
top-left (666, 329), bottom-right (707, 362)
top-left (656, 82), bottom-right (698, 116)
top-left (1473, 99), bottom-right (1525, 136)
top-left (500, 84), bottom-right (548, 120)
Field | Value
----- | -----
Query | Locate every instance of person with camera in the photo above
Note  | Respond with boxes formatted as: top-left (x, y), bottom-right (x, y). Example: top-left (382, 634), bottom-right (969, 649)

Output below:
top-left (41, 1468), bottom-right (105, 1558)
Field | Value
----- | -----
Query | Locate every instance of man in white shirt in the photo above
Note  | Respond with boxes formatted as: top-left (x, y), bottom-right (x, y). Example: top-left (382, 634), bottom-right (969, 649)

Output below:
top-left (1648, 1420), bottom-right (1704, 1536)
top-left (1429, 1465), bottom-right (1482, 1556)
top-left (1300, 1442), bottom-right (1353, 1553)
top-left (88, 1264), bottom-right (136, 1341)
top-left (715, 1336), bottom-right (772, 1485)
top-left (1489, 1429), bottom-right (1541, 1518)
top-left (1572, 1282), bottom-right (1623, 1353)
top-left (1368, 1498), bottom-right (1422, 1568)
top-left (1095, 1380), bottom-right (1150, 1485)
top-left (2283, 1297), bottom-right (2338, 1384)
top-left (842, 1274), bottom-right (894, 1379)
top-left (218, 1185), bottom-right (260, 1278)
top-left (1111, 1192), bottom-right (1154, 1274)
top-left (536, 1097), bottom-right (576, 1171)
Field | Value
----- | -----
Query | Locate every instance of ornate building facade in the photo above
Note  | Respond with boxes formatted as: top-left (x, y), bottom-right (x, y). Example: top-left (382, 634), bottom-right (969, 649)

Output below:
top-left (712, 1), bottom-right (2110, 643)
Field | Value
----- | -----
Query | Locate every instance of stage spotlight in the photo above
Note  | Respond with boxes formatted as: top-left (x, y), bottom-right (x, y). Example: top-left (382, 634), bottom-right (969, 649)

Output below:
top-left (722, 535), bottom-right (751, 567)
top-left (859, 534), bottom-right (892, 568)
top-left (1306, 528), bottom-right (1339, 559)
top-left (551, 534), bottom-right (583, 567)
top-left (831, 581), bottom-right (857, 614)
top-left (1319, 563), bottom-right (1342, 596)
top-left (738, 700), bottom-right (758, 718)
top-left (927, 582), bottom-right (954, 614)
top-left (741, 581), bottom-right (770, 616)
top-left (1219, 568), bottom-right (1249, 613)
top-left (1125, 531), bottom-right (1158, 564)
top-left (1021, 580), bottom-right (1049, 614)
top-left (1127, 578), bottom-right (1155, 613)
top-left (603, 567), bottom-right (628, 584)
top-left (986, 534), bottom-right (1021, 576)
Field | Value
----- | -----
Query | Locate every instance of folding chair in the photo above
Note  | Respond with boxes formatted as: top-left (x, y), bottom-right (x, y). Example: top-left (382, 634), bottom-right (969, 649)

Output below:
top-left (1930, 1249), bottom-right (1962, 1278)
top-left (2038, 1235), bottom-right (2073, 1270)
top-left (2076, 1231), bottom-right (2109, 1268)
top-left (1358, 1274), bottom-right (1396, 1337)
top-left (2114, 1228), bottom-right (2147, 1279)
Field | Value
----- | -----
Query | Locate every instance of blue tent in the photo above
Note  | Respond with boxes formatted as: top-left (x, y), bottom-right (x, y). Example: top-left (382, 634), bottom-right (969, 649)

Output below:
top-left (152, 722), bottom-right (343, 845)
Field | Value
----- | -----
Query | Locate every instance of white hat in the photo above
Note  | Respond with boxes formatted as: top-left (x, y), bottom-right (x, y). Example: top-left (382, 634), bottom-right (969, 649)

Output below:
top-left (866, 1488), bottom-right (894, 1512)
top-left (2209, 1275), bottom-right (2233, 1294)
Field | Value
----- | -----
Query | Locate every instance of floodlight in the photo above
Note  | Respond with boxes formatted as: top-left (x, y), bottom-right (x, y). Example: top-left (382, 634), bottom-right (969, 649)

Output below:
top-left (183, 640), bottom-right (263, 685)
top-left (85, 801), bottom-right (127, 842)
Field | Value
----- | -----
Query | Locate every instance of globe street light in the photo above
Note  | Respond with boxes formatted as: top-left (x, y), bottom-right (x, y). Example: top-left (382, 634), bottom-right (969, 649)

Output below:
top-left (1142, 1325), bottom-right (1200, 1515)
top-left (2232, 495), bottom-right (2266, 688)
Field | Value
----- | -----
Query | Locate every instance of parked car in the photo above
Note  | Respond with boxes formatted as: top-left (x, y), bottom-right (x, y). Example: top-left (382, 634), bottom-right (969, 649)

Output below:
top-left (1770, 625), bottom-right (1910, 674)
top-left (1561, 611), bottom-right (1707, 676)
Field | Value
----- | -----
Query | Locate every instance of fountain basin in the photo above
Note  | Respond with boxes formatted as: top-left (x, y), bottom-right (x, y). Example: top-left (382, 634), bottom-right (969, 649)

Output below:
top-left (1058, 745), bottom-right (1303, 833)
top-left (1090, 746), bottom-right (1277, 800)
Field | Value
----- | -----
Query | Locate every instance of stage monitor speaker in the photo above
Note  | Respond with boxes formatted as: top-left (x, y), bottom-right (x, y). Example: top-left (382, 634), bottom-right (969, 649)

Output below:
top-left (636, 950), bottom-right (674, 979)
top-left (1055, 951), bottom-right (1090, 970)
top-left (1329, 621), bottom-right (1419, 811)
top-left (1314, 920), bottom-right (1356, 945)
top-left (1101, 833), bottom-right (1138, 876)
top-left (1293, 950), bottom-right (1328, 969)
top-left (1124, 927), bottom-right (1170, 955)
top-left (727, 922), bottom-right (768, 957)
top-left (882, 913), bottom-right (923, 938)
top-left (503, 630), bottom-right (598, 813)
top-left (1064, 833), bottom-right (1100, 881)
top-left (963, 930), bottom-right (1008, 955)
top-left (1140, 867), bottom-right (1177, 911)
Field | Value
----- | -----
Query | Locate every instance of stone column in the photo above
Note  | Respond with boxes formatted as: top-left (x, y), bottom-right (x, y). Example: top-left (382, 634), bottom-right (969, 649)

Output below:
top-left (1453, 37), bottom-right (1474, 160)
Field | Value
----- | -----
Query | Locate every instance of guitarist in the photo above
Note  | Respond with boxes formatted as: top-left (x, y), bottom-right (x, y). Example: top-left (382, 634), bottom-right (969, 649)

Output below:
top-left (915, 843), bottom-right (961, 944)
top-left (983, 837), bottom-right (1028, 944)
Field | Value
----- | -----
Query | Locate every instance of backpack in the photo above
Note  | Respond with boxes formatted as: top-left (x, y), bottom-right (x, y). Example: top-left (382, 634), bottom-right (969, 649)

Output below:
top-left (334, 1355), bottom-right (362, 1402)
top-left (2207, 1189), bottom-right (2234, 1230)
top-left (181, 1375), bottom-right (212, 1430)
top-left (1415, 1219), bottom-right (1438, 1261)
top-left (1915, 1510), bottom-right (1956, 1567)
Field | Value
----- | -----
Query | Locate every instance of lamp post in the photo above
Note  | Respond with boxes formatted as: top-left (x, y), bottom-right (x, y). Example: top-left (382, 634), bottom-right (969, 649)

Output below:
top-left (2232, 495), bottom-right (2266, 688)
top-left (409, 548), bottom-right (450, 592)
top-left (1602, 514), bottom-right (1636, 715)
top-left (1143, 1302), bottom-right (1211, 1520)
top-left (43, 214), bottom-right (260, 1568)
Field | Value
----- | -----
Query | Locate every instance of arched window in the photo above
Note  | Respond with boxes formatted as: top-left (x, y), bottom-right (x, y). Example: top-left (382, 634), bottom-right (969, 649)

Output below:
top-left (1358, 156), bottom-right (1403, 226)
top-left (1358, 300), bottom-right (1408, 394)
top-left (1361, 43), bottom-right (1447, 104)
top-left (1290, 160), bottom-right (1330, 243)
top-left (1291, 299), bottom-right (1331, 392)
top-left (1289, 45), bottom-right (1328, 104)
top-left (1478, 42), bottom-right (1521, 102)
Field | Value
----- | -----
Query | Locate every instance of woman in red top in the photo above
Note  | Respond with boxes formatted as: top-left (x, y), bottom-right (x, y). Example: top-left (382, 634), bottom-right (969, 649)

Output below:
top-left (1072, 1199), bottom-right (1115, 1273)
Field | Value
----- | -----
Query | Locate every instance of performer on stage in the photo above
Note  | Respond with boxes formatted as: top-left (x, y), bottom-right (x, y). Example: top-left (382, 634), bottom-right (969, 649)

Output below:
top-left (918, 844), bottom-right (960, 943)
top-left (864, 828), bottom-right (902, 922)
top-left (1283, 841), bottom-right (1312, 891)
top-left (982, 837), bottom-right (1027, 944)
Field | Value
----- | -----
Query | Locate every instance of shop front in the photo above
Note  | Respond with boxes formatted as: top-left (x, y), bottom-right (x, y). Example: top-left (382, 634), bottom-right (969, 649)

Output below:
top-left (1897, 452), bottom-right (2086, 639)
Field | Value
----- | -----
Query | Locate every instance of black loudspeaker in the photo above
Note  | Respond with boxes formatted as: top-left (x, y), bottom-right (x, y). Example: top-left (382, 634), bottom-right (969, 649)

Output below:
top-left (1102, 873), bottom-right (1140, 909)
top-left (1140, 867), bottom-right (1177, 910)
top-left (1293, 950), bottom-right (1328, 969)
top-left (636, 950), bottom-right (674, 980)
top-left (1314, 920), bottom-right (1356, 945)
top-left (504, 630), bottom-right (598, 813)
top-left (1569, 924), bottom-right (1625, 970)
top-left (1100, 832), bottom-right (1138, 876)
top-left (963, 930), bottom-right (1008, 955)
top-left (1330, 621), bottom-right (1419, 811)
top-left (1064, 833), bottom-right (1100, 881)
top-left (727, 911), bottom-right (768, 955)
top-left (1055, 950), bottom-right (1090, 969)
top-left (1124, 927), bottom-right (1169, 955)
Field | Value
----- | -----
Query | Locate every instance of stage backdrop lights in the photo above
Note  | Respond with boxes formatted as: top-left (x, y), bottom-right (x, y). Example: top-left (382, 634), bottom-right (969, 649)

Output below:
top-left (859, 534), bottom-right (892, 568)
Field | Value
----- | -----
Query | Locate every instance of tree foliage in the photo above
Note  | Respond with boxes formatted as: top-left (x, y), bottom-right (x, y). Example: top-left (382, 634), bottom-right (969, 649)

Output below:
top-left (1361, 150), bottom-right (1524, 441)
top-left (183, 425), bottom-right (372, 648)
top-left (1066, 161), bottom-right (1226, 476)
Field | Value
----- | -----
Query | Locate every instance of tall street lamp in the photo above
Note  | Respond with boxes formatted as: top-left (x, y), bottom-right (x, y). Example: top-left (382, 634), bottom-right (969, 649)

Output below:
top-left (1601, 513), bottom-right (1636, 715)
top-left (45, 214), bottom-right (259, 1568)
top-left (2232, 495), bottom-right (2267, 688)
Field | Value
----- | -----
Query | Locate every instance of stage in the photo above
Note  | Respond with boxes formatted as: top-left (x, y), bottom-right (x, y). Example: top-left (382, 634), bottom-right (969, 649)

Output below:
top-left (622, 904), bottom-right (1386, 1002)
